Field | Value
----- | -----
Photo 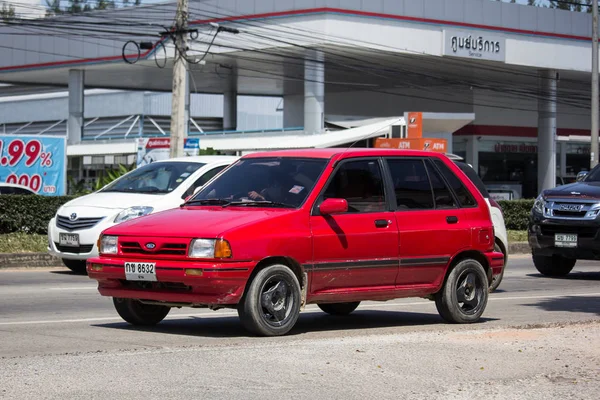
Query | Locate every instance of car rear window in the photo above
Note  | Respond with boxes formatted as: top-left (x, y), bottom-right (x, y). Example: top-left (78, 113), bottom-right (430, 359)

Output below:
top-left (453, 161), bottom-right (490, 198)
top-left (433, 159), bottom-right (477, 207)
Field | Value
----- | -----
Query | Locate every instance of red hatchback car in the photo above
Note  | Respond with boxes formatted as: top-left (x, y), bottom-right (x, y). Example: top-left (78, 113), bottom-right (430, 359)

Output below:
top-left (87, 149), bottom-right (504, 336)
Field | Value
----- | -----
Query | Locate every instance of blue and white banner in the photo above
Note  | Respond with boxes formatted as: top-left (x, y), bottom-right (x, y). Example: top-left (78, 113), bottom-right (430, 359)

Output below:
top-left (0, 135), bottom-right (66, 196)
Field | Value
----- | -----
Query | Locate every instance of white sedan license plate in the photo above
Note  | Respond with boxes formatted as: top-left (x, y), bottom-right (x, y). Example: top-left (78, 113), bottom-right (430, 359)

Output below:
top-left (59, 233), bottom-right (79, 247)
top-left (124, 262), bottom-right (157, 282)
top-left (555, 233), bottom-right (577, 248)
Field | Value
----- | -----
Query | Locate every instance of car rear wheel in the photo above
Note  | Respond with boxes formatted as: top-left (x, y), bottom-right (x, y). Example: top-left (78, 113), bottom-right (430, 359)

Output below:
top-left (237, 264), bottom-right (301, 336)
top-left (488, 243), bottom-right (505, 293)
top-left (317, 302), bottom-right (361, 316)
top-left (435, 259), bottom-right (489, 324)
top-left (532, 254), bottom-right (576, 277)
top-left (62, 259), bottom-right (87, 275)
top-left (112, 298), bottom-right (170, 326)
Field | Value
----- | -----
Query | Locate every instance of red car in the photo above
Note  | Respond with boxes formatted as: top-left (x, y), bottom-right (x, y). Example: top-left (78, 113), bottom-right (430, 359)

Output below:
top-left (87, 149), bottom-right (504, 336)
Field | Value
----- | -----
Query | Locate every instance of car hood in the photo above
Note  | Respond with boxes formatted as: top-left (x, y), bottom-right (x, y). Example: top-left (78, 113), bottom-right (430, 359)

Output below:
top-left (103, 206), bottom-right (296, 238)
top-left (61, 192), bottom-right (167, 211)
top-left (543, 181), bottom-right (600, 200)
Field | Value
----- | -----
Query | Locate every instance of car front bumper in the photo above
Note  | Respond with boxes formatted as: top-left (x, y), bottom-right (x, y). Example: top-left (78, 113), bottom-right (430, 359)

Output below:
top-left (87, 256), bottom-right (254, 306)
top-left (528, 214), bottom-right (600, 260)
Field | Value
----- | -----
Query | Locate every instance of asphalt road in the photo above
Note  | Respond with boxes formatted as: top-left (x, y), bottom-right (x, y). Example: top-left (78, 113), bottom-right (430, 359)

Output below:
top-left (1, 256), bottom-right (600, 399)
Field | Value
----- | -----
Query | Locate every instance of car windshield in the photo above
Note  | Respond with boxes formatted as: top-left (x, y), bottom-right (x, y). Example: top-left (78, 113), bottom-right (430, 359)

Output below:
top-left (101, 161), bottom-right (205, 194)
top-left (454, 161), bottom-right (490, 198)
top-left (584, 165), bottom-right (600, 182)
top-left (191, 157), bottom-right (328, 208)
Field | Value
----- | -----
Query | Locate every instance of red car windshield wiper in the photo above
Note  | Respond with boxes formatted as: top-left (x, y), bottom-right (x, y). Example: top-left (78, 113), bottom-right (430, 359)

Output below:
top-left (224, 200), bottom-right (295, 208)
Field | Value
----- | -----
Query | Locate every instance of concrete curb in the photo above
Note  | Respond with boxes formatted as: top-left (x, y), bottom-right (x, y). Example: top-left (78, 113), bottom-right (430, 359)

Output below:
top-left (1, 243), bottom-right (533, 269)
top-left (0, 253), bottom-right (63, 269)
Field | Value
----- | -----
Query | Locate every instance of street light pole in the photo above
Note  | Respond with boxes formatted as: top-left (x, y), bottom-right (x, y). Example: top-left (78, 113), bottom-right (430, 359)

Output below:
top-left (169, 0), bottom-right (189, 158)
top-left (591, 0), bottom-right (599, 169)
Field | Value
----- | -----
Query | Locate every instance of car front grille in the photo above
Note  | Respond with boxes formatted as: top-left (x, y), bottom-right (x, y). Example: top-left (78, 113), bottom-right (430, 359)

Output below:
top-left (120, 241), bottom-right (188, 256)
top-left (539, 225), bottom-right (598, 238)
top-left (56, 215), bottom-right (104, 231)
top-left (54, 243), bottom-right (94, 253)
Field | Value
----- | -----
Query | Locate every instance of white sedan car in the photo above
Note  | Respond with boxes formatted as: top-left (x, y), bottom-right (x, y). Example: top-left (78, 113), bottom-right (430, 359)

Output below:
top-left (48, 155), bottom-right (238, 273)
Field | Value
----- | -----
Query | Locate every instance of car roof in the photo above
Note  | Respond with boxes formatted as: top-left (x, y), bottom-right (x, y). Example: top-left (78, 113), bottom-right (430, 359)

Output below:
top-left (155, 155), bottom-right (239, 164)
top-left (241, 148), bottom-right (452, 160)
top-left (0, 183), bottom-right (36, 192)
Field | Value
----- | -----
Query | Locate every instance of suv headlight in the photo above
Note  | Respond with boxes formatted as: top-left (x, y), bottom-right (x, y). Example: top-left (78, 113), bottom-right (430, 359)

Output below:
top-left (114, 206), bottom-right (154, 223)
top-left (188, 239), bottom-right (232, 258)
top-left (99, 235), bottom-right (118, 254)
top-left (532, 195), bottom-right (546, 214)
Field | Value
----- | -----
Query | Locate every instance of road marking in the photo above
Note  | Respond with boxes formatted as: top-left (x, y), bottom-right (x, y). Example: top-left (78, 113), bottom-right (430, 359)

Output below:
top-left (1, 292), bottom-right (599, 327)
top-left (48, 287), bottom-right (98, 291)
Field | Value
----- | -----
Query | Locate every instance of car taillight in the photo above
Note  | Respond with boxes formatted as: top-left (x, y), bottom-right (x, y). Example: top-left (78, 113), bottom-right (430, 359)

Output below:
top-left (489, 198), bottom-right (503, 215)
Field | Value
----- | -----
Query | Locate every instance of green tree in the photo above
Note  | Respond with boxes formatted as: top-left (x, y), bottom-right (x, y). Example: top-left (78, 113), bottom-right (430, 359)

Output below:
top-left (0, 1), bottom-right (16, 22)
top-left (45, 0), bottom-right (142, 15)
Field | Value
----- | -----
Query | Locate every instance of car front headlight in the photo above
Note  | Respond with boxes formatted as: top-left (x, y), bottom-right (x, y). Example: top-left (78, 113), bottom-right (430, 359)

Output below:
top-left (532, 194), bottom-right (546, 214)
top-left (114, 206), bottom-right (154, 223)
top-left (188, 238), bottom-right (232, 258)
top-left (99, 235), bottom-right (118, 254)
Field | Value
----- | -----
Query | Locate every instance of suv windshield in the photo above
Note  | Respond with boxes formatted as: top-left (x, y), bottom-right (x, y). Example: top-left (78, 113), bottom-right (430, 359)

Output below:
top-left (453, 161), bottom-right (490, 198)
top-left (192, 157), bottom-right (327, 208)
top-left (584, 165), bottom-right (600, 182)
top-left (102, 161), bottom-right (205, 194)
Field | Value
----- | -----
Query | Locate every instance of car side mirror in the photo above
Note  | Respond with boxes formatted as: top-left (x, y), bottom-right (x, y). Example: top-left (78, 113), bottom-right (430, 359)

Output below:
top-left (319, 198), bottom-right (348, 215)
top-left (576, 171), bottom-right (588, 182)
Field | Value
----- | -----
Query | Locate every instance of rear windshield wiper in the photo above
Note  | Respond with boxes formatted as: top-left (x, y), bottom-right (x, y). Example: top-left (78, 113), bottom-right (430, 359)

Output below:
top-left (224, 200), bottom-right (295, 208)
top-left (184, 198), bottom-right (231, 206)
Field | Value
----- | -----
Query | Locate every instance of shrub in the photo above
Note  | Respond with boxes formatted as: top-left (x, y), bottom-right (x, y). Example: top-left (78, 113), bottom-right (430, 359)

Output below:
top-left (498, 199), bottom-right (535, 231)
top-left (0, 195), bottom-right (76, 235)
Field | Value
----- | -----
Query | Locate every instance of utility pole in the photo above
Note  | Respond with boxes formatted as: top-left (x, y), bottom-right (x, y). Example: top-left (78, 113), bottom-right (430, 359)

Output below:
top-left (592, 0), bottom-right (599, 169)
top-left (169, 0), bottom-right (189, 158)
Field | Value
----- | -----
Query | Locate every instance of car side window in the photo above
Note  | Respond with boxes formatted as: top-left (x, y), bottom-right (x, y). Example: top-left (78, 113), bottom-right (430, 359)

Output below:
top-left (182, 166), bottom-right (226, 199)
top-left (13, 187), bottom-right (32, 195)
top-left (425, 160), bottom-right (457, 209)
top-left (433, 159), bottom-right (477, 207)
top-left (323, 159), bottom-right (386, 213)
top-left (385, 158), bottom-right (434, 210)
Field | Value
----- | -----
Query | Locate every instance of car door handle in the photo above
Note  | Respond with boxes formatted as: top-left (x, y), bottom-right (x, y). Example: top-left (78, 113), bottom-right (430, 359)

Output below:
top-left (446, 216), bottom-right (459, 224)
top-left (375, 219), bottom-right (389, 228)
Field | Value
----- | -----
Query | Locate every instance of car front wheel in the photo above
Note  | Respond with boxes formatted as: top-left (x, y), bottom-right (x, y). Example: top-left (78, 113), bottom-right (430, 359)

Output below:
top-left (238, 264), bottom-right (301, 336)
top-left (532, 254), bottom-right (576, 277)
top-left (62, 259), bottom-right (87, 275)
top-left (113, 298), bottom-right (170, 326)
top-left (435, 259), bottom-right (489, 324)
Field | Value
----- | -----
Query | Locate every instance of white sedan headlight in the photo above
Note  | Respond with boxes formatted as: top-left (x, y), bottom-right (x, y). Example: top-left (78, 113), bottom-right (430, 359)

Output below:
top-left (188, 239), bottom-right (232, 258)
top-left (100, 235), bottom-right (118, 254)
top-left (114, 206), bottom-right (154, 223)
top-left (532, 195), bottom-right (546, 214)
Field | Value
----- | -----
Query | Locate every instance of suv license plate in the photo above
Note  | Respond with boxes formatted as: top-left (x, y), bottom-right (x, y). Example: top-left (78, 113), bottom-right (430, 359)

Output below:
top-left (555, 233), bottom-right (577, 248)
top-left (124, 262), bottom-right (157, 282)
top-left (59, 233), bottom-right (79, 247)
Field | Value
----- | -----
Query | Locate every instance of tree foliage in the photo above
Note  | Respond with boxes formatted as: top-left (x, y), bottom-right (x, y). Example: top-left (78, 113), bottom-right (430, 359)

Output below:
top-left (0, 1), bottom-right (16, 21)
top-left (45, 0), bottom-right (142, 17)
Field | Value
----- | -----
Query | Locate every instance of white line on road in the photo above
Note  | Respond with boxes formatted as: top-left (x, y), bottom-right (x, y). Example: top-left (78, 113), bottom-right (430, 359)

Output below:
top-left (48, 287), bottom-right (98, 291)
top-left (1, 292), bottom-right (599, 327)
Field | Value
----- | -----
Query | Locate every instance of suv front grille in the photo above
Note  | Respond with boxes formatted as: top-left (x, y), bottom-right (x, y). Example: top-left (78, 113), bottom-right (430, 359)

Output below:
top-left (54, 243), bottom-right (94, 253)
top-left (120, 241), bottom-right (188, 256)
top-left (540, 225), bottom-right (598, 238)
top-left (57, 215), bottom-right (104, 231)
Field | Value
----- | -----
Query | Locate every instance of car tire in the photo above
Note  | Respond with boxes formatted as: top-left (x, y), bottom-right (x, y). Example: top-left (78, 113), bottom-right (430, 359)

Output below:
top-left (435, 258), bottom-right (489, 324)
top-left (532, 254), bottom-right (576, 277)
top-left (112, 298), bottom-right (170, 326)
top-left (62, 259), bottom-right (88, 275)
top-left (488, 243), bottom-right (505, 293)
top-left (317, 302), bottom-right (361, 316)
top-left (237, 264), bottom-right (301, 336)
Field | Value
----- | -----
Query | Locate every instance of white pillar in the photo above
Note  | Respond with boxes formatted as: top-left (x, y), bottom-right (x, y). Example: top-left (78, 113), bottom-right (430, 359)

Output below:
top-left (466, 136), bottom-right (479, 175)
top-left (68, 69), bottom-right (84, 145)
top-left (184, 70), bottom-right (190, 135)
top-left (223, 90), bottom-right (237, 131)
top-left (537, 69), bottom-right (558, 193)
top-left (559, 141), bottom-right (567, 181)
top-left (304, 49), bottom-right (324, 135)
top-left (283, 95), bottom-right (304, 129)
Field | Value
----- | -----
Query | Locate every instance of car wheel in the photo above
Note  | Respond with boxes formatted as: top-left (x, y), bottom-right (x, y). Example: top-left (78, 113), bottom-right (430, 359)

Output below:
top-left (435, 258), bottom-right (489, 324)
top-left (317, 302), bottom-right (361, 316)
top-left (61, 259), bottom-right (88, 275)
top-left (488, 243), bottom-right (505, 293)
top-left (532, 254), bottom-right (576, 277)
top-left (237, 264), bottom-right (301, 336)
top-left (112, 298), bottom-right (170, 326)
